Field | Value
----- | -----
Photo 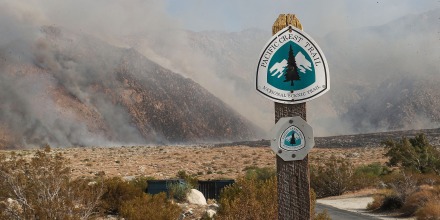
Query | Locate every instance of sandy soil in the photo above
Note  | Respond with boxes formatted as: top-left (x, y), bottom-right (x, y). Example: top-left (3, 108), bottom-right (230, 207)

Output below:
top-left (0, 145), bottom-right (387, 180)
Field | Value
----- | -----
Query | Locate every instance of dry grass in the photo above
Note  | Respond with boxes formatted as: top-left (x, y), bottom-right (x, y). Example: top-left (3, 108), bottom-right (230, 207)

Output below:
top-left (0, 146), bottom-right (388, 180)
top-left (416, 200), bottom-right (440, 220)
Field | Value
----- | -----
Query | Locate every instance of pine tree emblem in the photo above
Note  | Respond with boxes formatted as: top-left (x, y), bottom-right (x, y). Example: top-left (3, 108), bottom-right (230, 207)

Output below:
top-left (290, 133), bottom-right (296, 145)
top-left (283, 45), bottom-right (301, 86)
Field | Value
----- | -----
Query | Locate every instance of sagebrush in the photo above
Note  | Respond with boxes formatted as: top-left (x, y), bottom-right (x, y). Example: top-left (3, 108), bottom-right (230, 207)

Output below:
top-left (0, 150), bottom-right (103, 220)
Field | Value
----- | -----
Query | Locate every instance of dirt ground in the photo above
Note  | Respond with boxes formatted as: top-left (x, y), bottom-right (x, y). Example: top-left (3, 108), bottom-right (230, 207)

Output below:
top-left (0, 145), bottom-right (388, 180)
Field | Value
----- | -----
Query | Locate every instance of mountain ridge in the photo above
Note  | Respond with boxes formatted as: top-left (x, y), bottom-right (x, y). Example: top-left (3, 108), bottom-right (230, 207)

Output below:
top-left (0, 26), bottom-right (261, 149)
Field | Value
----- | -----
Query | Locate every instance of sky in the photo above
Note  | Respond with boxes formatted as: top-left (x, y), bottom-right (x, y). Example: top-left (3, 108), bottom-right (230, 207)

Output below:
top-left (5, 0), bottom-right (437, 39)
top-left (166, 0), bottom-right (439, 36)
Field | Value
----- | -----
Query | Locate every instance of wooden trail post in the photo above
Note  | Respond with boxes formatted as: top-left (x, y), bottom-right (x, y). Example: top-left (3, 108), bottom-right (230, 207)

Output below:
top-left (273, 14), bottom-right (311, 220)
top-left (258, 13), bottom-right (329, 219)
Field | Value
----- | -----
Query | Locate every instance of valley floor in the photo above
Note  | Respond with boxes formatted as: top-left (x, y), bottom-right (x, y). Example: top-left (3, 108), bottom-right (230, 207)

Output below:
top-left (0, 145), bottom-right (387, 180)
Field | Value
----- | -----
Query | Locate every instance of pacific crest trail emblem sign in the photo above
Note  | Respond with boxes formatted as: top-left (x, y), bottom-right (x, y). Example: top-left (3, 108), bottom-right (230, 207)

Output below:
top-left (256, 25), bottom-right (330, 104)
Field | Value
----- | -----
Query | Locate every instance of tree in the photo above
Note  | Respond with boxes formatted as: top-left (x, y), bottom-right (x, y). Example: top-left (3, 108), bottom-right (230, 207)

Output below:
top-left (384, 134), bottom-right (440, 174)
top-left (283, 45), bottom-right (300, 86)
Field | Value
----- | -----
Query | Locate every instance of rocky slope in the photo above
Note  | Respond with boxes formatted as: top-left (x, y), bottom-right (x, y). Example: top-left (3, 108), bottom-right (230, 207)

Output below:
top-left (0, 26), bottom-right (260, 149)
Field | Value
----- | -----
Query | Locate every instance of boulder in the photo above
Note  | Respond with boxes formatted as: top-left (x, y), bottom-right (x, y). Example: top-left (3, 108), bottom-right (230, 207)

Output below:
top-left (206, 209), bottom-right (217, 218)
top-left (186, 189), bottom-right (207, 205)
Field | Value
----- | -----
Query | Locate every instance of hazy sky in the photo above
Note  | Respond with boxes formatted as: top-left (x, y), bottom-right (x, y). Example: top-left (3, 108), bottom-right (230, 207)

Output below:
top-left (166, 0), bottom-right (439, 36)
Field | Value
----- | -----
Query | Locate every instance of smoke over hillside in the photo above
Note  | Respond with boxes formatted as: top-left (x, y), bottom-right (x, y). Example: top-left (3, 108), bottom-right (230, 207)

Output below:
top-left (124, 8), bottom-right (439, 136)
top-left (0, 1), bottom-right (438, 148)
top-left (319, 8), bottom-right (440, 134)
top-left (0, 1), bottom-right (259, 148)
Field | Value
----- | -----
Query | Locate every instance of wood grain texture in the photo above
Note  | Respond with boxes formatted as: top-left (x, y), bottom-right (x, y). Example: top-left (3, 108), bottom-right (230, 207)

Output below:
top-left (273, 14), bottom-right (311, 220)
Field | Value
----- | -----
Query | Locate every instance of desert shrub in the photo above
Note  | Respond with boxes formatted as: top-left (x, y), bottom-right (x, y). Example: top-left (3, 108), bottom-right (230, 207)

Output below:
top-left (217, 176), bottom-right (277, 220)
top-left (415, 200), bottom-right (440, 220)
top-left (311, 188), bottom-right (332, 220)
top-left (311, 155), bottom-right (355, 198)
top-left (384, 134), bottom-right (440, 174)
top-left (119, 193), bottom-right (181, 220)
top-left (410, 172), bottom-right (440, 186)
top-left (367, 193), bottom-right (386, 210)
top-left (244, 166), bottom-right (276, 181)
top-left (168, 181), bottom-right (192, 202)
top-left (310, 188), bottom-right (317, 215)
top-left (355, 162), bottom-right (389, 176)
top-left (128, 176), bottom-right (154, 193)
top-left (386, 171), bottom-right (419, 205)
top-left (315, 210), bottom-right (332, 220)
top-left (368, 171), bottom-right (419, 212)
top-left (217, 174), bottom-right (329, 220)
top-left (378, 195), bottom-right (404, 211)
top-left (401, 188), bottom-right (434, 216)
top-left (176, 170), bottom-right (198, 188)
top-left (0, 150), bottom-right (103, 219)
top-left (352, 162), bottom-right (389, 190)
top-left (98, 177), bottom-right (144, 214)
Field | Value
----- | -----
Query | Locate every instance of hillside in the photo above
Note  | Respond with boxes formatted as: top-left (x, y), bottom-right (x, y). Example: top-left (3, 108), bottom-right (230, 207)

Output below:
top-left (0, 26), bottom-right (260, 149)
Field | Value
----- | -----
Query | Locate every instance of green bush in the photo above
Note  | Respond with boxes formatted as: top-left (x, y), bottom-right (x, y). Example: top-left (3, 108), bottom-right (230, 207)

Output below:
top-left (168, 181), bottom-right (192, 202)
top-left (384, 134), bottom-right (440, 174)
top-left (355, 162), bottom-right (389, 176)
top-left (352, 162), bottom-right (389, 190)
top-left (120, 193), bottom-right (181, 220)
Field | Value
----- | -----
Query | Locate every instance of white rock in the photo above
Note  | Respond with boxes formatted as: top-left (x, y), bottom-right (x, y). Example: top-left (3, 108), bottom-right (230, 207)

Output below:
top-left (122, 176), bottom-right (135, 181)
top-left (6, 198), bottom-right (22, 213)
top-left (185, 208), bottom-right (193, 215)
top-left (186, 189), bottom-right (207, 205)
top-left (206, 209), bottom-right (217, 218)
top-left (88, 181), bottom-right (97, 186)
